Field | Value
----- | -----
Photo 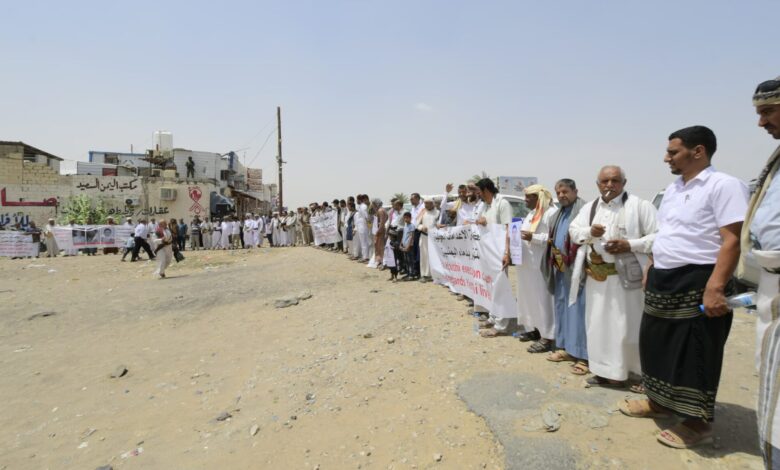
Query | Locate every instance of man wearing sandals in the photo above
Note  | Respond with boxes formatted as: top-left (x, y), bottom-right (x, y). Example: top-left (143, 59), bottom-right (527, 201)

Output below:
top-left (744, 77), bottom-right (780, 467)
top-left (568, 166), bottom-right (657, 388)
top-left (621, 126), bottom-right (749, 449)
top-left (514, 184), bottom-right (557, 352)
top-left (542, 179), bottom-right (589, 374)
top-left (474, 178), bottom-right (515, 337)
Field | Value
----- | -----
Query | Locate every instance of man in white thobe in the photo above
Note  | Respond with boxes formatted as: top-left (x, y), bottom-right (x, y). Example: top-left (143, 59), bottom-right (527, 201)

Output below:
top-left (201, 218), bottom-right (212, 249)
top-left (515, 185), bottom-right (557, 353)
top-left (153, 220), bottom-right (173, 279)
top-left (220, 218), bottom-right (231, 249)
top-left (295, 208), bottom-right (305, 246)
top-left (417, 198), bottom-right (440, 282)
top-left (243, 214), bottom-right (256, 248)
top-left (472, 178), bottom-right (514, 338)
top-left (43, 218), bottom-right (59, 257)
top-left (271, 213), bottom-right (281, 247)
top-left (254, 215), bottom-right (264, 247)
top-left (231, 216), bottom-right (241, 249)
top-left (355, 196), bottom-right (370, 261)
top-left (211, 218), bottom-right (222, 249)
top-left (287, 210), bottom-right (298, 247)
top-left (568, 166), bottom-right (657, 386)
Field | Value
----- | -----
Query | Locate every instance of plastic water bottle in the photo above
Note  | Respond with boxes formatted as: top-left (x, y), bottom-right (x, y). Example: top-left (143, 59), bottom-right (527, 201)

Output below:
top-left (699, 292), bottom-right (757, 313)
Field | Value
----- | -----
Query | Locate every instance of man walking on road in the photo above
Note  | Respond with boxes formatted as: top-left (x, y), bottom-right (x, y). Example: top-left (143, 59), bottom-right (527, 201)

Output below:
top-left (131, 218), bottom-right (155, 261)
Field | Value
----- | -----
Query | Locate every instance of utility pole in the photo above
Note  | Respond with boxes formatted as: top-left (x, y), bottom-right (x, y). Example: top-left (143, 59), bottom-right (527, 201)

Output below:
top-left (276, 106), bottom-right (284, 211)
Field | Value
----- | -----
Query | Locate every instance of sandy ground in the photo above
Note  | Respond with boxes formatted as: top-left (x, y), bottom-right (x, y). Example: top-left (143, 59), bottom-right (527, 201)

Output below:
top-left (0, 247), bottom-right (764, 469)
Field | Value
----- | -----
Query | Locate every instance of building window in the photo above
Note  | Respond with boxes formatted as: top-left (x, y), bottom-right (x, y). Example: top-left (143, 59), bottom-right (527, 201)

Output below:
top-left (104, 154), bottom-right (119, 165)
top-left (220, 170), bottom-right (230, 181)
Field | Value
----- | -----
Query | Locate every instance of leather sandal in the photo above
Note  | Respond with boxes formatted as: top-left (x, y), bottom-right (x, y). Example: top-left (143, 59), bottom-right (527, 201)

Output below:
top-left (656, 423), bottom-right (713, 449)
top-left (618, 398), bottom-right (672, 419)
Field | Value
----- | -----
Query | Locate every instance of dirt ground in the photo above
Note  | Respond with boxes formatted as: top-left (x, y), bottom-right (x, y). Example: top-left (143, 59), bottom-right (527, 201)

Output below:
top-left (0, 247), bottom-right (764, 469)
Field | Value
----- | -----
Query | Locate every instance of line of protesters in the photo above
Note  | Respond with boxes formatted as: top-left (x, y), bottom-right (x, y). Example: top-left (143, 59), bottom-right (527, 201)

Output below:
top-left (305, 79), bottom-right (780, 465)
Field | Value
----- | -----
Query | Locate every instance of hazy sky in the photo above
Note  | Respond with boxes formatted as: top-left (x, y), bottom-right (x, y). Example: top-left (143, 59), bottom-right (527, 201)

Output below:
top-left (2, 1), bottom-right (777, 207)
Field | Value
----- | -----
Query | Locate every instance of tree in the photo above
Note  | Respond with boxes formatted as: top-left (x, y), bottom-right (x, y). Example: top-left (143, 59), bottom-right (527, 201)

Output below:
top-left (59, 195), bottom-right (109, 224)
top-left (469, 171), bottom-right (490, 184)
top-left (392, 192), bottom-right (409, 205)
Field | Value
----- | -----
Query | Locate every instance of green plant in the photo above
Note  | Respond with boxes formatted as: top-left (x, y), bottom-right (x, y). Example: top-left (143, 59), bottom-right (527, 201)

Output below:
top-left (392, 192), bottom-right (409, 205)
top-left (59, 195), bottom-right (109, 224)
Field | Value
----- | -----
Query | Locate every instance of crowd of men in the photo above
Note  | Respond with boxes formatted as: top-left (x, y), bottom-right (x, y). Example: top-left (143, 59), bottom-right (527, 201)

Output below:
top-left (2, 76), bottom-right (779, 466)
top-left (300, 77), bottom-right (780, 466)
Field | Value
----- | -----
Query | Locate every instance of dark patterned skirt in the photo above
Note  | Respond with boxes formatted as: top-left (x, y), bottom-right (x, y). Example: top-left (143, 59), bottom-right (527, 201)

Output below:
top-left (639, 264), bottom-right (733, 422)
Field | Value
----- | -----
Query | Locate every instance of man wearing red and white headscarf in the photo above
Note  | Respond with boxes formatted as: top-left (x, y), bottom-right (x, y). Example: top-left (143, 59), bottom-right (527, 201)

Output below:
top-left (515, 184), bottom-right (557, 353)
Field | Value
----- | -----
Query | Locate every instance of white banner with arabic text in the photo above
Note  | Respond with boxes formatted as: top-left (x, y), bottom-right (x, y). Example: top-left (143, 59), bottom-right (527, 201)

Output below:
top-left (0, 232), bottom-right (38, 257)
top-left (428, 225), bottom-right (516, 318)
top-left (311, 211), bottom-right (342, 245)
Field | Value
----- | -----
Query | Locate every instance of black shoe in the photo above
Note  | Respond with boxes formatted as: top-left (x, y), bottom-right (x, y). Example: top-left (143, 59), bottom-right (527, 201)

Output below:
top-left (517, 330), bottom-right (541, 342)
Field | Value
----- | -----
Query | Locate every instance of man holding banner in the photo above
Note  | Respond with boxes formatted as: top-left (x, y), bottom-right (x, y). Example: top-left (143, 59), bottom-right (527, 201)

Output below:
top-left (473, 178), bottom-right (515, 338)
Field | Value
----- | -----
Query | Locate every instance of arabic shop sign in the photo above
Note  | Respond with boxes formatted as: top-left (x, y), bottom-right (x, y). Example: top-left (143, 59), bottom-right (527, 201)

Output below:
top-left (75, 178), bottom-right (139, 192)
top-left (1, 188), bottom-right (57, 207)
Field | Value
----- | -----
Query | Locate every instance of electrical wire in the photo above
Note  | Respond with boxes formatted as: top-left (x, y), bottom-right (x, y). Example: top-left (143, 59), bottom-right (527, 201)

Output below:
top-left (240, 117), bottom-right (275, 149)
top-left (245, 127), bottom-right (277, 168)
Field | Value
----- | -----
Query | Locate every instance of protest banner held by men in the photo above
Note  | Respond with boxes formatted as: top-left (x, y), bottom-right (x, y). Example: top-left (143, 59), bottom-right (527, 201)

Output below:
top-left (1, 77), bottom-right (777, 467)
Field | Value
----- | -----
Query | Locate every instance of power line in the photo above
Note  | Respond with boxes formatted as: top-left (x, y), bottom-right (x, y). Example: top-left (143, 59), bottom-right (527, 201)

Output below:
top-left (245, 127), bottom-right (277, 169)
top-left (239, 117), bottom-right (276, 150)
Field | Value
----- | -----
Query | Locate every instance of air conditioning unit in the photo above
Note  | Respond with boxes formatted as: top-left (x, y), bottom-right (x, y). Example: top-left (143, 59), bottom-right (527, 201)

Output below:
top-left (160, 188), bottom-right (177, 201)
top-left (125, 197), bottom-right (141, 206)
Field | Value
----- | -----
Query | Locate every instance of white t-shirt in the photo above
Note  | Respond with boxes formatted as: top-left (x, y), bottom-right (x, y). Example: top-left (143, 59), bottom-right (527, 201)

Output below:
top-left (441, 195), bottom-right (477, 226)
top-left (134, 223), bottom-right (148, 238)
top-left (478, 196), bottom-right (512, 225)
top-left (653, 167), bottom-right (749, 269)
top-left (355, 203), bottom-right (369, 230)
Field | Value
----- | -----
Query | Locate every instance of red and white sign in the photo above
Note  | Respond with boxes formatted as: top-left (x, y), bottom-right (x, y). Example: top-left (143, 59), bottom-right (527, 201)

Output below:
top-left (188, 186), bottom-right (204, 215)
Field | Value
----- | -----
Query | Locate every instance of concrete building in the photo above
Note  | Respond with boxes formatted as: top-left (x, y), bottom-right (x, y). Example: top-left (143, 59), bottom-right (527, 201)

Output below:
top-left (0, 141), bottom-right (218, 228)
top-left (85, 134), bottom-right (273, 217)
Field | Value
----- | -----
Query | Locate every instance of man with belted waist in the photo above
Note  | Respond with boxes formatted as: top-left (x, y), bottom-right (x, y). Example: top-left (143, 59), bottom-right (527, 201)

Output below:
top-left (620, 126), bottom-right (748, 449)
top-left (568, 166), bottom-right (657, 388)
top-left (744, 76), bottom-right (780, 467)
